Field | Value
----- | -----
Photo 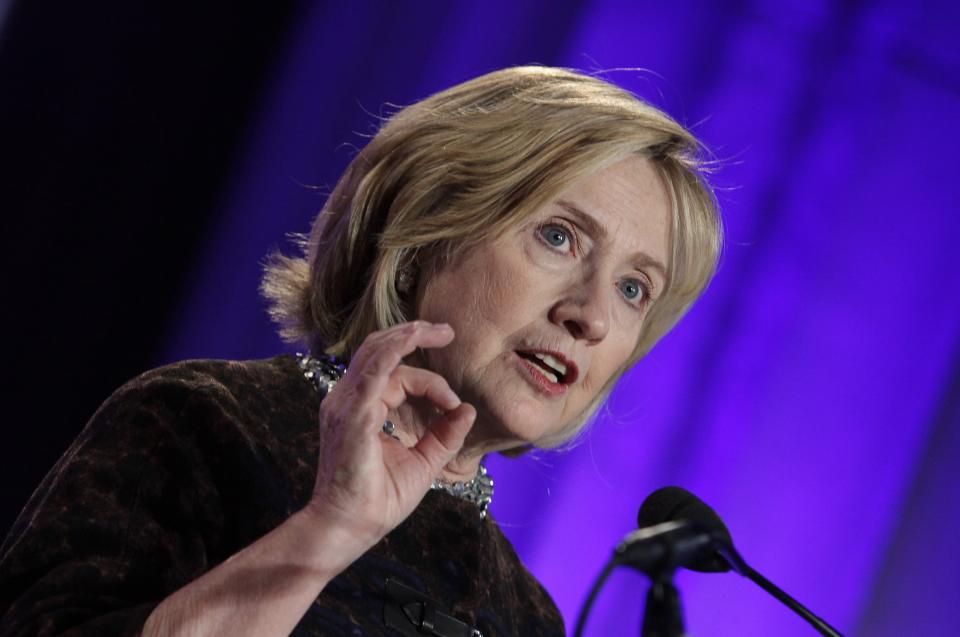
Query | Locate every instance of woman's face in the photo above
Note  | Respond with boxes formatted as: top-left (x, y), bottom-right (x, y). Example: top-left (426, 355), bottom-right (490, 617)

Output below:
top-left (415, 156), bottom-right (671, 449)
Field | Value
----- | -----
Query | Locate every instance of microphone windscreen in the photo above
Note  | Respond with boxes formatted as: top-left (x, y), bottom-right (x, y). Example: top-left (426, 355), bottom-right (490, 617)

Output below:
top-left (638, 486), bottom-right (733, 572)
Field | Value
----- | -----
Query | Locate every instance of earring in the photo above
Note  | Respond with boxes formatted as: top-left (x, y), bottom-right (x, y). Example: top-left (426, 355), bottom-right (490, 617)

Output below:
top-left (396, 266), bottom-right (416, 294)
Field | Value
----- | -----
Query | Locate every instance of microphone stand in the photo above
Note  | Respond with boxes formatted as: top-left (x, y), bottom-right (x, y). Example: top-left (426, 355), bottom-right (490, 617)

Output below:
top-left (618, 521), bottom-right (698, 636)
top-left (573, 558), bottom-right (688, 637)
top-left (642, 570), bottom-right (686, 637)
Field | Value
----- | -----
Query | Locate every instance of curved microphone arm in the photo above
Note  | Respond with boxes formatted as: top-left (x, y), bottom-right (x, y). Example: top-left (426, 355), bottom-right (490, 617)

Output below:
top-left (572, 560), bottom-right (617, 637)
top-left (715, 543), bottom-right (845, 637)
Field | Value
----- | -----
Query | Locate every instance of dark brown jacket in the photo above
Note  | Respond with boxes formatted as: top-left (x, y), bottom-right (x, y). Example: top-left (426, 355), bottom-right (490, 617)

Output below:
top-left (0, 356), bottom-right (564, 636)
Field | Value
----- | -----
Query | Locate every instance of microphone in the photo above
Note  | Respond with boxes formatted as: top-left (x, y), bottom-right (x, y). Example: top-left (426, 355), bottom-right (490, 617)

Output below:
top-left (622, 487), bottom-right (844, 637)
top-left (574, 487), bottom-right (845, 637)
top-left (613, 486), bottom-right (736, 574)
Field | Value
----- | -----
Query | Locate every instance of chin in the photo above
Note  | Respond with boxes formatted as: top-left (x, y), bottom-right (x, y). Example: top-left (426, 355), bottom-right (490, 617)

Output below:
top-left (480, 394), bottom-right (565, 448)
top-left (455, 360), bottom-right (574, 449)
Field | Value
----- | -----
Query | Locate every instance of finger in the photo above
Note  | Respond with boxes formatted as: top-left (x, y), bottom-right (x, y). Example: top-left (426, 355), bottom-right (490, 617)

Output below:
top-left (382, 366), bottom-right (461, 412)
top-left (349, 322), bottom-right (455, 402)
top-left (351, 320), bottom-right (454, 370)
top-left (411, 403), bottom-right (476, 473)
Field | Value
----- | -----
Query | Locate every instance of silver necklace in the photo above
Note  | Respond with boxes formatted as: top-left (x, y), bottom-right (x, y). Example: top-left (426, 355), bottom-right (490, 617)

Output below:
top-left (296, 353), bottom-right (494, 518)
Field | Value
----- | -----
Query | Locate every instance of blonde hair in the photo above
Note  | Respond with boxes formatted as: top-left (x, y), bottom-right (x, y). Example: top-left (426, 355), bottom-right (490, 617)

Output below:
top-left (262, 66), bottom-right (722, 446)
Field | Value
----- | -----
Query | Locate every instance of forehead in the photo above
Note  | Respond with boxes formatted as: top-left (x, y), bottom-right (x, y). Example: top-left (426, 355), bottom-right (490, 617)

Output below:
top-left (555, 156), bottom-right (671, 265)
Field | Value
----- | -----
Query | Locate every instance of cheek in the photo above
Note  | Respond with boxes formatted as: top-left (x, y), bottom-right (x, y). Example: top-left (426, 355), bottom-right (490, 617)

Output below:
top-left (426, 248), bottom-right (530, 332)
top-left (465, 266), bottom-right (519, 329)
top-left (416, 250), bottom-right (529, 375)
top-left (579, 336), bottom-right (638, 403)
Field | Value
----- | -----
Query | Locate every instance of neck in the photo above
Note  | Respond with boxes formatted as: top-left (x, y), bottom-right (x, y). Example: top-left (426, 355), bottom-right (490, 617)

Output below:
top-left (441, 445), bottom-right (486, 483)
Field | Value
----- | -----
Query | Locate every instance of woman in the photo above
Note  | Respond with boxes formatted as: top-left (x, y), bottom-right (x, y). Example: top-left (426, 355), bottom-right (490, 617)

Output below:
top-left (0, 66), bottom-right (721, 636)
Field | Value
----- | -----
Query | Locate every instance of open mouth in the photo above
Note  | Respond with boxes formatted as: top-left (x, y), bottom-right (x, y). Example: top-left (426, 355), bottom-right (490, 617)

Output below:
top-left (515, 350), bottom-right (577, 385)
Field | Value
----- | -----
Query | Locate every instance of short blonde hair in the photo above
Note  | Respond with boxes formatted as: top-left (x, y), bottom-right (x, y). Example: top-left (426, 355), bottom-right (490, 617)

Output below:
top-left (262, 66), bottom-right (722, 442)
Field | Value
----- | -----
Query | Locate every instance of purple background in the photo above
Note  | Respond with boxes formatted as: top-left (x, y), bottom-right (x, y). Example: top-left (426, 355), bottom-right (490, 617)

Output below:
top-left (3, 1), bottom-right (958, 635)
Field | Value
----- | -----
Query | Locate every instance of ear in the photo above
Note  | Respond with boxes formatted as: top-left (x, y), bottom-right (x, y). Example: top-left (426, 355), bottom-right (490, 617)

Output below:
top-left (396, 264), bottom-right (417, 295)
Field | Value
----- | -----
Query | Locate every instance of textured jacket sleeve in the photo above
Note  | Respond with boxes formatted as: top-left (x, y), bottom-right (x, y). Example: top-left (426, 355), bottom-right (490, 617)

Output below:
top-left (0, 365), bottom-right (249, 637)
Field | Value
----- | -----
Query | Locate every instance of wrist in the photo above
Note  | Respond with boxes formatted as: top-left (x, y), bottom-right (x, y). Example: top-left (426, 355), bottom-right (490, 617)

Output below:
top-left (292, 501), bottom-right (383, 576)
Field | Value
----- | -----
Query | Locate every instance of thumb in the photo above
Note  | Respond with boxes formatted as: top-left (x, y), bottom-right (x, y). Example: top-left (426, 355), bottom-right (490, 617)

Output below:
top-left (414, 403), bottom-right (476, 474)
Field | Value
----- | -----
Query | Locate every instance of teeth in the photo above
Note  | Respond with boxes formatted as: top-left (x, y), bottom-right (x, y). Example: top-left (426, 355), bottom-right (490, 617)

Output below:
top-left (534, 365), bottom-right (559, 383)
top-left (533, 352), bottom-right (567, 377)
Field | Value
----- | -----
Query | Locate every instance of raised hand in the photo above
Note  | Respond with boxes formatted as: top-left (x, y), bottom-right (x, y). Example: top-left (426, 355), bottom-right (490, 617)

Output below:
top-left (305, 320), bottom-right (477, 549)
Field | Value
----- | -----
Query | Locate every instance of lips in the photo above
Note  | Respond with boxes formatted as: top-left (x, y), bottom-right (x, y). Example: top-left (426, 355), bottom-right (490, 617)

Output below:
top-left (514, 349), bottom-right (579, 385)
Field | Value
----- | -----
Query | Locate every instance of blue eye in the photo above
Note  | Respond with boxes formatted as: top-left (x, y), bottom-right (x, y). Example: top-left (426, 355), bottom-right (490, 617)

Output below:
top-left (540, 225), bottom-right (570, 249)
top-left (618, 278), bottom-right (645, 302)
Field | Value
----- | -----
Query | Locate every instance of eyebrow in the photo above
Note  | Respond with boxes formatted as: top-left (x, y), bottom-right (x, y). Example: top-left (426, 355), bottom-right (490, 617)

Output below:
top-left (555, 198), bottom-right (668, 283)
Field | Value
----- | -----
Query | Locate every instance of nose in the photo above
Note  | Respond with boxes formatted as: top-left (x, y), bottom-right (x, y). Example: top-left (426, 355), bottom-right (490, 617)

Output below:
top-left (549, 277), bottom-right (611, 343)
